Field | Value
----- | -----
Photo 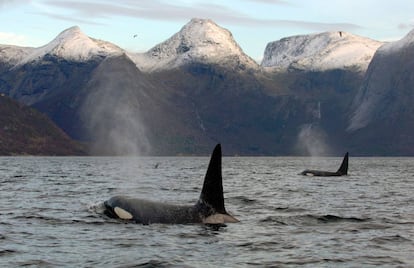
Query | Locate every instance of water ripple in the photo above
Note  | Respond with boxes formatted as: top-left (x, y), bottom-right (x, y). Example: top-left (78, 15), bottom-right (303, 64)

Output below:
top-left (0, 156), bottom-right (413, 267)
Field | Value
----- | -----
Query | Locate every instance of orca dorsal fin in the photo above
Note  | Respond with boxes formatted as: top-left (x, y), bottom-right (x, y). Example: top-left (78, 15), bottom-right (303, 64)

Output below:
top-left (336, 152), bottom-right (349, 175)
top-left (197, 144), bottom-right (226, 214)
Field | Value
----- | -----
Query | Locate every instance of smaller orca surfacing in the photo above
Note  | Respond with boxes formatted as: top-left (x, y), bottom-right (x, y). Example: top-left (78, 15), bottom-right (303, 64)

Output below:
top-left (103, 144), bottom-right (239, 225)
top-left (300, 152), bottom-right (349, 177)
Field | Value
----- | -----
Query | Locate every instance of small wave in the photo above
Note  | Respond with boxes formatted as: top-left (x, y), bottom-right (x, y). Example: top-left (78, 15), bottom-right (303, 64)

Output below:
top-left (274, 207), bottom-right (307, 213)
top-left (231, 195), bottom-right (257, 204)
top-left (354, 255), bottom-right (405, 266)
top-left (247, 257), bottom-right (345, 267)
top-left (355, 223), bottom-right (392, 230)
top-left (132, 260), bottom-right (169, 268)
top-left (0, 249), bottom-right (17, 256)
top-left (118, 259), bottom-right (193, 268)
top-left (315, 214), bottom-right (368, 223)
top-left (16, 259), bottom-right (56, 267)
top-left (371, 234), bottom-right (411, 244)
top-left (260, 216), bottom-right (288, 225)
top-left (381, 216), bottom-right (414, 225)
top-left (11, 211), bottom-right (107, 226)
top-left (11, 213), bottom-right (79, 224)
top-left (238, 240), bottom-right (282, 252)
top-left (260, 214), bottom-right (370, 226)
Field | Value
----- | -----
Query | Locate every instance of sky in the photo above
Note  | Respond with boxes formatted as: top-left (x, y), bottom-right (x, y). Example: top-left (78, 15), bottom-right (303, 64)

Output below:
top-left (1, 0), bottom-right (414, 61)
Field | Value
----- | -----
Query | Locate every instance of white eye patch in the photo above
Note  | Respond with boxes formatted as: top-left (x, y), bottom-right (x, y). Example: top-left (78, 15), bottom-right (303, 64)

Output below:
top-left (114, 207), bottom-right (133, 220)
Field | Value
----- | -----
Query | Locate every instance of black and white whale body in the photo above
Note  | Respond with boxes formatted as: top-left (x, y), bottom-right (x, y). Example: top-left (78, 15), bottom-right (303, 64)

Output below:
top-left (300, 152), bottom-right (349, 177)
top-left (103, 144), bottom-right (239, 224)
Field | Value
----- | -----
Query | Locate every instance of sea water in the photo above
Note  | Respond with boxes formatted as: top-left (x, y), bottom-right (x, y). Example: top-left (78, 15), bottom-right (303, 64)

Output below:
top-left (0, 156), bottom-right (413, 267)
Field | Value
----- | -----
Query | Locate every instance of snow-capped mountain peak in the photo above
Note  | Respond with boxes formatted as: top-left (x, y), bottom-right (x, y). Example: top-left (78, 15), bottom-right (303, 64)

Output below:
top-left (131, 18), bottom-right (258, 72)
top-left (261, 31), bottom-right (383, 72)
top-left (16, 26), bottom-right (123, 66)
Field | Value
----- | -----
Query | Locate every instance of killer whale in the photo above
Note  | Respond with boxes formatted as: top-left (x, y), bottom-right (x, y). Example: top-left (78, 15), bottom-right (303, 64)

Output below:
top-left (300, 152), bottom-right (349, 177)
top-left (103, 144), bottom-right (239, 224)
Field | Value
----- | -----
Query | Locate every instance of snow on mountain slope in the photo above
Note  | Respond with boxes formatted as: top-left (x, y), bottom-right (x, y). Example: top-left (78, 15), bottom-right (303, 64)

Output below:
top-left (16, 26), bottom-right (123, 66)
top-left (261, 31), bottom-right (383, 72)
top-left (0, 45), bottom-right (34, 66)
top-left (131, 18), bottom-right (258, 72)
top-left (373, 27), bottom-right (414, 56)
top-left (348, 28), bottom-right (414, 132)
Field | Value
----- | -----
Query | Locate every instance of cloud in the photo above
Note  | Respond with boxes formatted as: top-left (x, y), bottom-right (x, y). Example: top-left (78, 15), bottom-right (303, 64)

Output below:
top-left (398, 20), bottom-right (414, 30)
top-left (219, 16), bottom-right (359, 31)
top-left (0, 0), bottom-right (19, 6)
top-left (34, 11), bottom-right (105, 25)
top-left (0, 32), bottom-right (27, 45)
top-left (0, 0), bottom-right (30, 9)
top-left (40, 0), bottom-right (243, 21)
top-left (38, 0), bottom-right (360, 32)
top-left (242, 0), bottom-right (291, 5)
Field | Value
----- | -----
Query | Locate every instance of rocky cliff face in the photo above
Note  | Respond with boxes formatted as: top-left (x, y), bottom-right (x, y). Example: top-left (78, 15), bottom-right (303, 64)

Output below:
top-left (347, 29), bottom-right (414, 155)
top-left (349, 29), bottom-right (414, 131)
top-left (1, 19), bottom-right (413, 155)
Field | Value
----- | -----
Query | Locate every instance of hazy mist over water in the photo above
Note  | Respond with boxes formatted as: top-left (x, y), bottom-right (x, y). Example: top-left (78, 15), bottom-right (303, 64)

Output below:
top-left (80, 59), bottom-right (151, 156)
top-left (0, 156), bottom-right (413, 267)
top-left (296, 123), bottom-right (333, 156)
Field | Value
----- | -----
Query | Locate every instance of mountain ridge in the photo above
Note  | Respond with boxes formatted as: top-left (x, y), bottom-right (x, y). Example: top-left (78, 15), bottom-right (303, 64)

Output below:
top-left (0, 19), bottom-right (383, 73)
top-left (12, 26), bottom-right (124, 67)
top-left (261, 31), bottom-right (383, 72)
top-left (130, 18), bottom-right (259, 72)
top-left (0, 94), bottom-right (86, 155)
top-left (1, 19), bottom-right (413, 155)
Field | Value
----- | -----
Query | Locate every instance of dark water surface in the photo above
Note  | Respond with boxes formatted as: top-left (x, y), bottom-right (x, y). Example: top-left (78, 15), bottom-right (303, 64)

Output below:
top-left (0, 156), bottom-right (413, 267)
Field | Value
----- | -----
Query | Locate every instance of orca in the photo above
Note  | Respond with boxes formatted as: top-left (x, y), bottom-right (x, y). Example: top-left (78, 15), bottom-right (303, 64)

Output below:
top-left (103, 144), bottom-right (239, 225)
top-left (300, 152), bottom-right (349, 177)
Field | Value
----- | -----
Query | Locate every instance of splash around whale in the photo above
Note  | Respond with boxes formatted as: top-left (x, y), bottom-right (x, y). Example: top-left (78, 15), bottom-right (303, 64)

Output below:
top-left (103, 144), bottom-right (239, 225)
top-left (300, 152), bottom-right (349, 177)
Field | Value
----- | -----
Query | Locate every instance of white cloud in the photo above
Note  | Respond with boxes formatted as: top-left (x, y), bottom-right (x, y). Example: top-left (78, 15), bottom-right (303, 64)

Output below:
top-left (37, 0), bottom-right (360, 32)
top-left (398, 19), bottom-right (414, 30)
top-left (0, 32), bottom-right (27, 46)
top-left (242, 0), bottom-right (291, 5)
top-left (0, 0), bottom-right (30, 9)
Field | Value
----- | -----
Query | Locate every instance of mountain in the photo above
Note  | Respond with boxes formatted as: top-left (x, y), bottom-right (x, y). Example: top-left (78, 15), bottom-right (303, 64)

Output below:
top-left (130, 18), bottom-right (258, 72)
top-left (259, 32), bottom-right (380, 155)
top-left (1, 20), bottom-right (413, 155)
top-left (0, 94), bottom-right (85, 155)
top-left (0, 26), bottom-right (191, 155)
top-left (14, 26), bottom-right (124, 66)
top-left (347, 29), bottom-right (414, 155)
top-left (0, 45), bottom-right (34, 68)
top-left (261, 31), bottom-right (383, 72)
top-left (0, 27), bottom-right (127, 144)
